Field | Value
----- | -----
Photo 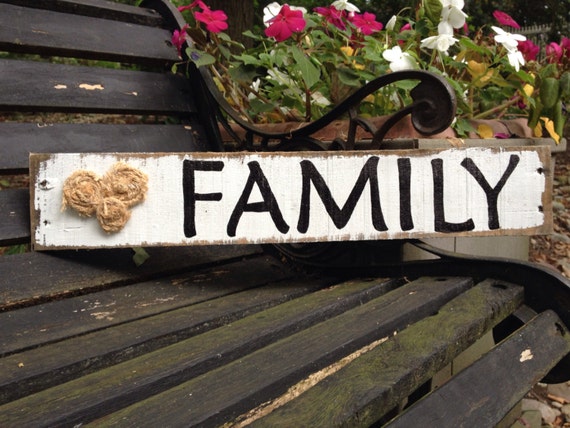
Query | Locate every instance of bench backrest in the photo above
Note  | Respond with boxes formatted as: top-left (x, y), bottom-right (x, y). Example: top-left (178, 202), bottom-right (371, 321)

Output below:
top-left (0, 0), bottom-right (221, 248)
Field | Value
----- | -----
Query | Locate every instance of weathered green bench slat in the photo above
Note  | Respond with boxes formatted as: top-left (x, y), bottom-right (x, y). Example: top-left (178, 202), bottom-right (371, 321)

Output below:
top-left (0, 60), bottom-right (194, 115)
top-left (0, 276), bottom-right (471, 426)
top-left (0, 245), bottom-right (262, 311)
top-left (0, 278), bottom-right (338, 404)
top-left (0, 189), bottom-right (29, 247)
top-left (0, 123), bottom-right (210, 174)
top-left (248, 280), bottom-right (524, 427)
top-left (86, 277), bottom-right (475, 427)
top-left (386, 310), bottom-right (570, 428)
top-left (0, 256), bottom-right (296, 356)
top-left (0, 278), bottom-right (390, 413)
top-left (2, 0), bottom-right (165, 26)
top-left (0, 3), bottom-right (177, 65)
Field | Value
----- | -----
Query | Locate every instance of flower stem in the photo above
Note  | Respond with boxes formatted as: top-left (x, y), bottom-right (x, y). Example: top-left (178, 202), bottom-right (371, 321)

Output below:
top-left (472, 96), bottom-right (521, 120)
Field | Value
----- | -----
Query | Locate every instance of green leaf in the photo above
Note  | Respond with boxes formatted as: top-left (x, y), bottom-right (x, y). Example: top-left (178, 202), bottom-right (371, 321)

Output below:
top-left (458, 38), bottom-right (491, 56)
top-left (540, 77), bottom-right (560, 109)
top-left (453, 118), bottom-right (476, 138)
top-left (560, 72), bottom-right (570, 100)
top-left (335, 67), bottom-right (361, 87)
top-left (290, 45), bottom-right (320, 89)
top-left (234, 53), bottom-right (263, 66)
top-left (423, 0), bottom-right (443, 26)
top-left (249, 98), bottom-right (277, 114)
top-left (228, 64), bottom-right (259, 83)
top-left (185, 48), bottom-right (216, 67)
top-left (132, 247), bottom-right (150, 267)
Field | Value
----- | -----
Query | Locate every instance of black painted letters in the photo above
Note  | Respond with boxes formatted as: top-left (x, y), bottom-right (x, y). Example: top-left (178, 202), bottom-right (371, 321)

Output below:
top-left (432, 158), bottom-right (475, 233)
top-left (461, 155), bottom-right (520, 230)
top-left (182, 152), bottom-right (524, 240)
top-left (227, 161), bottom-right (289, 237)
top-left (183, 159), bottom-right (224, 238)
top-left (297, 157), bottom-right (387, 233)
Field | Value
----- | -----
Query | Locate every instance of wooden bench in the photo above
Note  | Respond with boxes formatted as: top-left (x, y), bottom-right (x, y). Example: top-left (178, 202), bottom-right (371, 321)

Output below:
top-left (1, 1), bottom-right (570, 426)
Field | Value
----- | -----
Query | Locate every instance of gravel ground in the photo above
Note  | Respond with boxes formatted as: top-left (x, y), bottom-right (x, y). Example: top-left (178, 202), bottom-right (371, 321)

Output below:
top-left (522, 146), bottom-right (570, 428)
top-left (530, 147), bottom-right (570, 277)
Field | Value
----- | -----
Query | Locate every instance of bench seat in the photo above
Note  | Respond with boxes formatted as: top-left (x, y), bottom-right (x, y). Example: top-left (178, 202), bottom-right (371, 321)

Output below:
top-left (0, 244), bottom-right (569, 426)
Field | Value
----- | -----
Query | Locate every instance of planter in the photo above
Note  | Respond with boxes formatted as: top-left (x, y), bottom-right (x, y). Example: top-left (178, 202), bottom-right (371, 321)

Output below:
top-left (219, 116), bottom-right (566, 154)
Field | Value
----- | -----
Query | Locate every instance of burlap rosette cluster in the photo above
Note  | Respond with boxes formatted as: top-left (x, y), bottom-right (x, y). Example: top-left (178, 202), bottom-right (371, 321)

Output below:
top-left (61, 162), bottom-right (148, 233)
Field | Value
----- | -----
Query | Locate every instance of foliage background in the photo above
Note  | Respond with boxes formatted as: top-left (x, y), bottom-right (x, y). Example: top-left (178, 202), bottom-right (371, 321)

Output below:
top-left (161, 0), bottom-right (570, 47)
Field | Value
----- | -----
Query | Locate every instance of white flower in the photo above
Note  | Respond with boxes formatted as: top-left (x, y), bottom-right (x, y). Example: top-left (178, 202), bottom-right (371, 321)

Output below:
top-left (263, 2), bottom-right (307, 27)
top-left (421, 34), bottom-right (459, 53)
top-left (267, 68), bottom-right (296, 87)
top-left (248, 78), bottom-right (261, 100)
top-left (492, 26), bottom-right (526, 52)
top-left (440, 0), bottom-right (467, 30)
top-left (331, 0), bottom-right (360, 12)
top-left (437, 20), bottom-right (454, 36)
top-left (386, 15), bottom-right (397, 31)
top-left (263, 2), bottom-right (281, 26)
top-left (507, 49), bottom-right (525, 71)
top-left (382, 46), bottom-right (417, 72)
top-left (310, 91), bottom-right (331, 107)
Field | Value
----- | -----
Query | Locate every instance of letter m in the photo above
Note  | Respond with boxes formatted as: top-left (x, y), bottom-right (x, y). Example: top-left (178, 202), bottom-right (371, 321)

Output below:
top-left (297, 157), bottom-right (387, 233)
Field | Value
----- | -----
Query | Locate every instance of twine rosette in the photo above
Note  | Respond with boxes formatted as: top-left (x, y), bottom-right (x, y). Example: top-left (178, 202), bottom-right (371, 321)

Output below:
top-left (62, 163), bottom-right (148, 233)
top-left (102, 162), bottom-right (148, 207)
top-left (61, 170), bottom-right (105, 217)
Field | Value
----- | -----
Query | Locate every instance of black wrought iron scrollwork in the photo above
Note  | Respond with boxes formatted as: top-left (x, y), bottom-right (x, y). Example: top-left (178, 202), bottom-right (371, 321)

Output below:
top-left (200, 66), bottom-right (457, 152)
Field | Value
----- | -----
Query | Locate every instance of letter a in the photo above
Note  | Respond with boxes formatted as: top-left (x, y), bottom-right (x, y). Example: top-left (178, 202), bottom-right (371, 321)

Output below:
top-left (227, 161), bottom-right (289, 237)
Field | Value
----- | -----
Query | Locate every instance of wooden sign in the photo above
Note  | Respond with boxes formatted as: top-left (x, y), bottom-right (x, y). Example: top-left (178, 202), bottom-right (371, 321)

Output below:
top-left (30, 147), bottom-right (552, 250)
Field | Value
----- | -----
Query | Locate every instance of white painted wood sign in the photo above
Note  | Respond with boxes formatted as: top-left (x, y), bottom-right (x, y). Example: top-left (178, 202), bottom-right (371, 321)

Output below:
top-left (30, 147), bottom-right (552, 250)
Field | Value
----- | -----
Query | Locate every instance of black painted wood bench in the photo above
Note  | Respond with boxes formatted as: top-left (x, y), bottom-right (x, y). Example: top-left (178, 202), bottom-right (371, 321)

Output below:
top-left (1, 1), bottom-right (570, 426)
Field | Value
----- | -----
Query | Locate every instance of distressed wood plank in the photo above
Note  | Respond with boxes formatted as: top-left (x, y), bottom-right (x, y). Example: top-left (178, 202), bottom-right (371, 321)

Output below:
top-left (247, 280), bottom-right (524, 427)
top-left (0, 3), bottom-right (177, 64)
top-left (0, 275), bottom-right (383, 404)
top-left (0, 255), bottom-right (294, 356)
top-left (78, 277), bottom-right (474, 427)
top-left (0, 245), bottom-right (262, 311)
top-left (386, 310), bottom-right (570, 428)
top-left (0, 60), bottom-right (195, 115)
top-left (0, 123), bottom-right (211, 174)
top-left (1, 0), bottom-right (165, 26)
top-left (0, 189), bottom-right (29, 246)
top-left (31, 147), bottom-right (552, 249)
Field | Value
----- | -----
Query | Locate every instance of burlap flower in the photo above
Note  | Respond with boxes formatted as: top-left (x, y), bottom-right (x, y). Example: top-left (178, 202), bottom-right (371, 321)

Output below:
top-left (61, 170), bottom-right (105, 217)
top-left (103, 162), bottom-right (148, 207)
top-left (61, 163), bottom-right (148, 233)
top-left (96, 197), bottom-right (131, 233)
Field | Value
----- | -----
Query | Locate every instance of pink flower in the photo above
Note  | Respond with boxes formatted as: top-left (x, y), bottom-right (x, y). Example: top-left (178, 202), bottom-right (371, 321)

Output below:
top-left (314, 6), bottom-right (346, 30)
top-left (546, 42), bottom-right (563, 64)
top-left (350, 12), bottom-right (383, 35)
top-left (518, 40), bottom-right (540, 61)
top-left (265, 5), bottom-right (306, 42)
top-left (493, 11), bottom-right (520, 29)
top-left (172, 24), bottom-right (190, 56)
top-left (195, 6), bottom-right (228, 33)
top-left (495, 133), bottom-right (511, 139)
top-left (178, 0), bottom-right (206, 12)
top-left (400, 23), bottom-right (412, 32)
